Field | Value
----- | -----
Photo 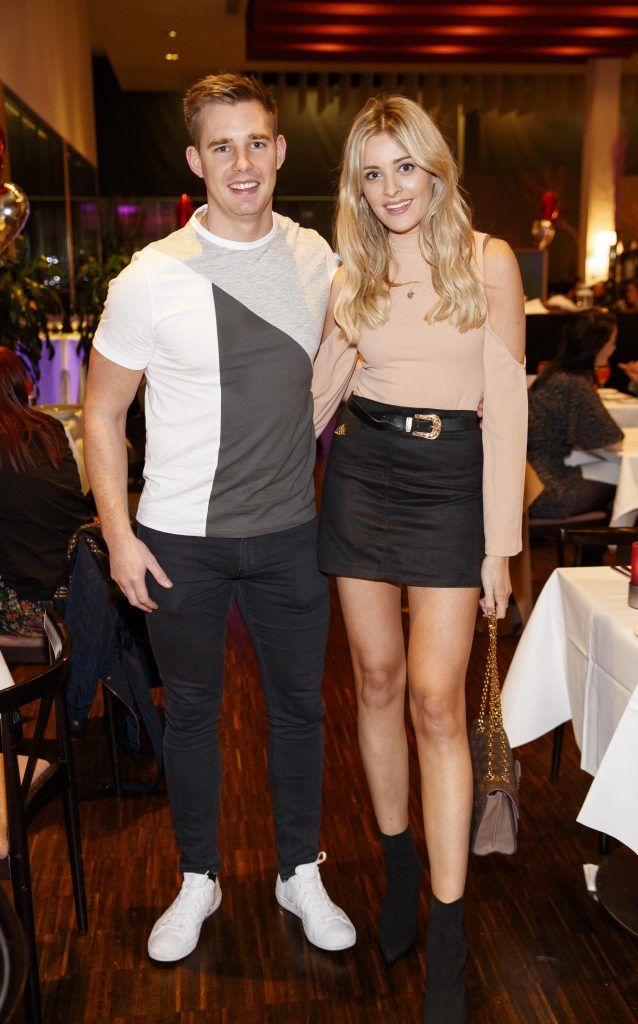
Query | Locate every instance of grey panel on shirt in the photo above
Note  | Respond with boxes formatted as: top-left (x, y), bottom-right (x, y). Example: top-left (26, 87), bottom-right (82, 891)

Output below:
top-left (150, 214), bottom-right (331, 362)
top-left (206, 284), bottom-right (316, 537)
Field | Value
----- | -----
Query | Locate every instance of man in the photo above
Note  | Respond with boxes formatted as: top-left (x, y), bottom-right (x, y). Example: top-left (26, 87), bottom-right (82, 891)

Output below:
top-left (84, 73), bottom-right (355, 963)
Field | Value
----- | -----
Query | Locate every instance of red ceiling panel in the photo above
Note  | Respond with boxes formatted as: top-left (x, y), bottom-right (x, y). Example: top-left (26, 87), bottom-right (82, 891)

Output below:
top-left (247, 1), bottom-right (638, 63)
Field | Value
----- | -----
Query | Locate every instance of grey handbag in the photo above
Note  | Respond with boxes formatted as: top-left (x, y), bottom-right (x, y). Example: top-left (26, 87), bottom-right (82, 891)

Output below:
top-left (469, 616), bottom-right (521, 856)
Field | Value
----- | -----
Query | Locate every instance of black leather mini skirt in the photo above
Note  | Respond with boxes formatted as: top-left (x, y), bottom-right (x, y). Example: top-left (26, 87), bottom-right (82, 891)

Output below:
top-left (318, 396), bottom-right (484, 588)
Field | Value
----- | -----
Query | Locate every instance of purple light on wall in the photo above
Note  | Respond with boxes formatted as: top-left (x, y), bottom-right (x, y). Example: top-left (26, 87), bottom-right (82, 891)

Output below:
top-left (116, 203), bottom-right (139, 217)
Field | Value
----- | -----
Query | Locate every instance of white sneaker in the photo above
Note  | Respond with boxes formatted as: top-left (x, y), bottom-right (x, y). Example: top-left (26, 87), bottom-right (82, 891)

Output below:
top-left (148, 872), bottom-right (221, 962)
top-left (275, 852), bottom-right (356, 951)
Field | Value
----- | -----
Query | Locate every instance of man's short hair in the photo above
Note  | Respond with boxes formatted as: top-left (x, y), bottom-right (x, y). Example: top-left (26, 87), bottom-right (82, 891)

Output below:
top-left (183, 73), bottom-right (278, 147)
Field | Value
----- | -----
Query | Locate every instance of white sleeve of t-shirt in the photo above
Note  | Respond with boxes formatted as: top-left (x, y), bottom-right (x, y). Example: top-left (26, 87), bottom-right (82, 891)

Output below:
top-left (92, 252), bottom-right (155, 371)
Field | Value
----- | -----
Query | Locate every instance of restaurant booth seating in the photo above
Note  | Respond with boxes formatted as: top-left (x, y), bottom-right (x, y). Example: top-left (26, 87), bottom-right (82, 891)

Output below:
top-left (0, 611), bottom-right (87, 1024)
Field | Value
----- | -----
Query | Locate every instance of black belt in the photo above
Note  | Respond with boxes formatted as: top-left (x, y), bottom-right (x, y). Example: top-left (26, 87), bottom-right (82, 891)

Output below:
top-left (348, 397), bottom-right (479, 440)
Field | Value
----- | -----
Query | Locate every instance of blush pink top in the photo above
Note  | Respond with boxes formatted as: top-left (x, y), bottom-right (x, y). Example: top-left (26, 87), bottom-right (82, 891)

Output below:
top-left (312, 231), bottom-right (528, 557)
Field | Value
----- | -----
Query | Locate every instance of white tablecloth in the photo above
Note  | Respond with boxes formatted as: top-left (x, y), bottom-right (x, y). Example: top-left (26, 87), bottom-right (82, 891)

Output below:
top-left (599, 388), bottom-right (638, 430)
top-left (565, 426), bottom-right (638, 526)
top-left (501, 566), bottom-right (638, 853)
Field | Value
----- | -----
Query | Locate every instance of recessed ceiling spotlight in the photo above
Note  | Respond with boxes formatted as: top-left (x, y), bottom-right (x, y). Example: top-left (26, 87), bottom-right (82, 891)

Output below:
top-left (165, 52), bottom-right (179, 61)
top-left (168, 29), bottom-right (177, 38)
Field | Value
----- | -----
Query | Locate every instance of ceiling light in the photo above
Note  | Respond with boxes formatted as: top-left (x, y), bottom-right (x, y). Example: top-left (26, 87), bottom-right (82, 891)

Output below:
top-left (165, 52), bottom-right (179, 61)
top-left (168, 29), bottom-right (177, 38)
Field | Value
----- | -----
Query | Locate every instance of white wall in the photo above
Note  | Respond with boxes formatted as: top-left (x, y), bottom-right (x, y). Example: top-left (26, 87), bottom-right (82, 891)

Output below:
top-left (0, 0), bottom-right (96, 164)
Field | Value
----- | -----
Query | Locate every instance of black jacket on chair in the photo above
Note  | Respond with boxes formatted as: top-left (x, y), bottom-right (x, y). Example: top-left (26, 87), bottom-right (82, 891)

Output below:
top-left (63, 528), bottom-right (163, 791)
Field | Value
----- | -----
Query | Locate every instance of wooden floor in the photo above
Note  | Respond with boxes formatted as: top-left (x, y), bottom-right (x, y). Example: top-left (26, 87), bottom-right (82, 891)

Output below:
top-left (6, 487), bottom-right (638, 1022)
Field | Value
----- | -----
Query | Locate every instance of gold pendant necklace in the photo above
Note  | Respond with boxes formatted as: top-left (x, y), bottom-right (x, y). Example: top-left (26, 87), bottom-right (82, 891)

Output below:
top-left (392, 277), bottom-right (424, 299)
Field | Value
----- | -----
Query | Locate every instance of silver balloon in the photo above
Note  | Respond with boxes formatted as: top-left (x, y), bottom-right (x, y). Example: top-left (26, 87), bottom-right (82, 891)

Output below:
top-left (531, 218), bottom-right (555, 250)
top-left (0, 182), bottom-right (30, 254)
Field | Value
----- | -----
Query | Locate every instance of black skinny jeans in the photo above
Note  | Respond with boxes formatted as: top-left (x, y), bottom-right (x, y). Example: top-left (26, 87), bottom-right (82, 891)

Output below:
top-left (138, 518), bottom-right (329, 879)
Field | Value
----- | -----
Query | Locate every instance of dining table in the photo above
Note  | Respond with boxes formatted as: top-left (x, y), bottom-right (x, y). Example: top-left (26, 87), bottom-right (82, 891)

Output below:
top-left (599, 387), bottom-right (638, 430)
top-left (501, 565), bottom-right (638, 933)
top-left (564, 425), bottom-right (638, 527)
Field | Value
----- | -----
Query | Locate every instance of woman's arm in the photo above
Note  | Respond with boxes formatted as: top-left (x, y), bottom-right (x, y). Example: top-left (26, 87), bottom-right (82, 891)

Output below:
top-left (312, 266), bottom-right (359, 436)
top-left (480, 238), bottom-right (527, 618)
top-left (566, 375), bottom-right (623, 453)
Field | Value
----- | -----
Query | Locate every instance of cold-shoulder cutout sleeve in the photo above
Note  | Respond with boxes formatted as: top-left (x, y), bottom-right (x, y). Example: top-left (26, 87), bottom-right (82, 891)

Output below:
top-left (480, 236), bottom-right (528, 556)
top-left (312, 266), bottom-right (359, 436)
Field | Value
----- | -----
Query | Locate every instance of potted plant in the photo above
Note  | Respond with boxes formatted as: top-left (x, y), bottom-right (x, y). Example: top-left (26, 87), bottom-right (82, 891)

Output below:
top-left (74, 252), bottom-right (130, 364)
top-left (0, 237), bottom-right (64, 379)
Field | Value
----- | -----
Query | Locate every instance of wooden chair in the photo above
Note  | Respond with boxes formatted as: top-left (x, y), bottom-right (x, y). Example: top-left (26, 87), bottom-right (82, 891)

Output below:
top-left (557, 525), bottom-right (638, 568)
top-left (529, 509), bottom-right (608, 569)
top-left (0, 611), bottom-right (88, 1024)
top-left (548, 525), bottom-right (638, 781)
top-left (0, 884), bottom-right (27, 1023)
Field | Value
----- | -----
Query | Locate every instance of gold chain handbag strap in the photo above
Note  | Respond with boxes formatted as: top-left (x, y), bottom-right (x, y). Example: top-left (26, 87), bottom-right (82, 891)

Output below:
top-left (476, 615), bottom-right (511, 784)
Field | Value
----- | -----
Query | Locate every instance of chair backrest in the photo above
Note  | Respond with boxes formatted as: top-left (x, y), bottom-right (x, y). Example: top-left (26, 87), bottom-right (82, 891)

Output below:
top-left (558, 526), bottom-right (638, 566)
top-left (0, 612), bottom-right (72, 811)
top-left (0, 612), bottom-right (71, 715)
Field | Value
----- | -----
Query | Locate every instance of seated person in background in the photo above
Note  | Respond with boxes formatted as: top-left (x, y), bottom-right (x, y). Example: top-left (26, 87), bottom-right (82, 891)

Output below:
top-left (592, 280), bottom-right (609, 306)
top-left (528, 311), bottom-right (623, 519)
top-left (0, 347), bottom-right (91, 636)
top-left (545, 276), bottom-right (580, 311)
top-left (617, 357), bottom-right (638, 396)
top-left (616, 279), bottom-right (638, 313)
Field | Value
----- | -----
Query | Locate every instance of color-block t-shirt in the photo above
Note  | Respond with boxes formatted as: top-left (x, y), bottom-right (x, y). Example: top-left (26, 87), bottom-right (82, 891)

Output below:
top-left (93, 210), bottom-right (335, 538)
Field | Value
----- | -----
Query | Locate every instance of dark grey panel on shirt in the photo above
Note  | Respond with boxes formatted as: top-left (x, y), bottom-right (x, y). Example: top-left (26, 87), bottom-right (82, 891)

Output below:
top-left (206, 284), bottom-right (316, 537)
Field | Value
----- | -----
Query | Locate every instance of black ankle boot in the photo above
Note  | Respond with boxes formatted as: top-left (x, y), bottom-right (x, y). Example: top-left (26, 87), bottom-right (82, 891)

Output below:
top-left (378, 827), bottom-right (423, 964)
top-left (423, 895), bottom-right (468, 1023)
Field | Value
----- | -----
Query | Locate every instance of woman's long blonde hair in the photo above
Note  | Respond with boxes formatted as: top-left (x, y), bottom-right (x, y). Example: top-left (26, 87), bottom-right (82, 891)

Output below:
top-left (335, 95), bottom-right (486, 343)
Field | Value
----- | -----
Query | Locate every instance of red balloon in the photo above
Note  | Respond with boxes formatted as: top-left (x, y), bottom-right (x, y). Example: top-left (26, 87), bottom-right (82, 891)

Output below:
top-left (540, 190), bottom-right (559, 222)
top-left (176, 193), bottom-right (194, 228)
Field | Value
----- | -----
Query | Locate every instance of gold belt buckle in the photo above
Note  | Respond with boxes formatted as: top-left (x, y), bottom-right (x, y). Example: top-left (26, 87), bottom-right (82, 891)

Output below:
top-left (412, 413), bottom-right (442, 439)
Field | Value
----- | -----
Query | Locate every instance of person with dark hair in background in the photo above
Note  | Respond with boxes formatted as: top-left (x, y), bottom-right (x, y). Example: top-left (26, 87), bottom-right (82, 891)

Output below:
top-left (0, 347), bottom-right (90, 635)
top-left (528, 310), bottom-right (623, 519)
top-left (84, 72), bottom-right (355, 965)
top-left (617, 279), bottom-right (638, 313)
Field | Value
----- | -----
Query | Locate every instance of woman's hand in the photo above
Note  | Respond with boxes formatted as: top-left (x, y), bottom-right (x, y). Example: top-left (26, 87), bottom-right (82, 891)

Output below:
top-left (480, 555), bottom-right (511, 619)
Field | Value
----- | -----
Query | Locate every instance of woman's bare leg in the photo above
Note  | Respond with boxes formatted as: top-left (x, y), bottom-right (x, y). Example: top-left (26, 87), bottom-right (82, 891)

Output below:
top-left (407, 586), bottom-right (478, 1022)
top-left (337, 576), bottom-right (407, 834)
top-left (338, 575), bottom-right (423, 962)
top-left (407, 586), bottom-right (479, 902)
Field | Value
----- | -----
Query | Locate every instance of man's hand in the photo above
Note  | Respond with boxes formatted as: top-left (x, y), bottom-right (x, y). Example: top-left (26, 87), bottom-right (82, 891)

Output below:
top-left (479, 554), bottom-right (511, 620)
top-left (107, 531), bottom-right (173, 612)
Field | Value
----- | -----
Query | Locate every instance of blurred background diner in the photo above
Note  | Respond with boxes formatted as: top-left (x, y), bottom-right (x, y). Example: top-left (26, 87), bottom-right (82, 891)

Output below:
top-left (0, 347), bottom-right (91, 637)
top-left (528, 311), bottom-right (623, 520)
top-left (1, 3), bottom-right (638, 1024)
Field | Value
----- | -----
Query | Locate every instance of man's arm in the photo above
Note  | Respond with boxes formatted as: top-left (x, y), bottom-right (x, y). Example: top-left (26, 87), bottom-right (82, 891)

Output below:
top-left (84, 349), bottom-right (172, 611)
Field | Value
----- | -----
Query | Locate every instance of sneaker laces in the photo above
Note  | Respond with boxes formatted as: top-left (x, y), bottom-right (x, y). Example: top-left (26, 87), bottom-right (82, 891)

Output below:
top-left (294, 853), bottom-right (344, 923)
top-left (161, 878), bottom-right (212, 927)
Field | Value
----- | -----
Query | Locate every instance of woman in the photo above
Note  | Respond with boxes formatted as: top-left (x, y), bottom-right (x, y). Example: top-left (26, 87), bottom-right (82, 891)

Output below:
top-left (617, 278), bottom-right (638, 313)
top-left (528, 312), bottom-right (622, 519)
top-left (313, 96), bottom-right (527, 1022)
top-left (0, 347), bottom-right (91, 635)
